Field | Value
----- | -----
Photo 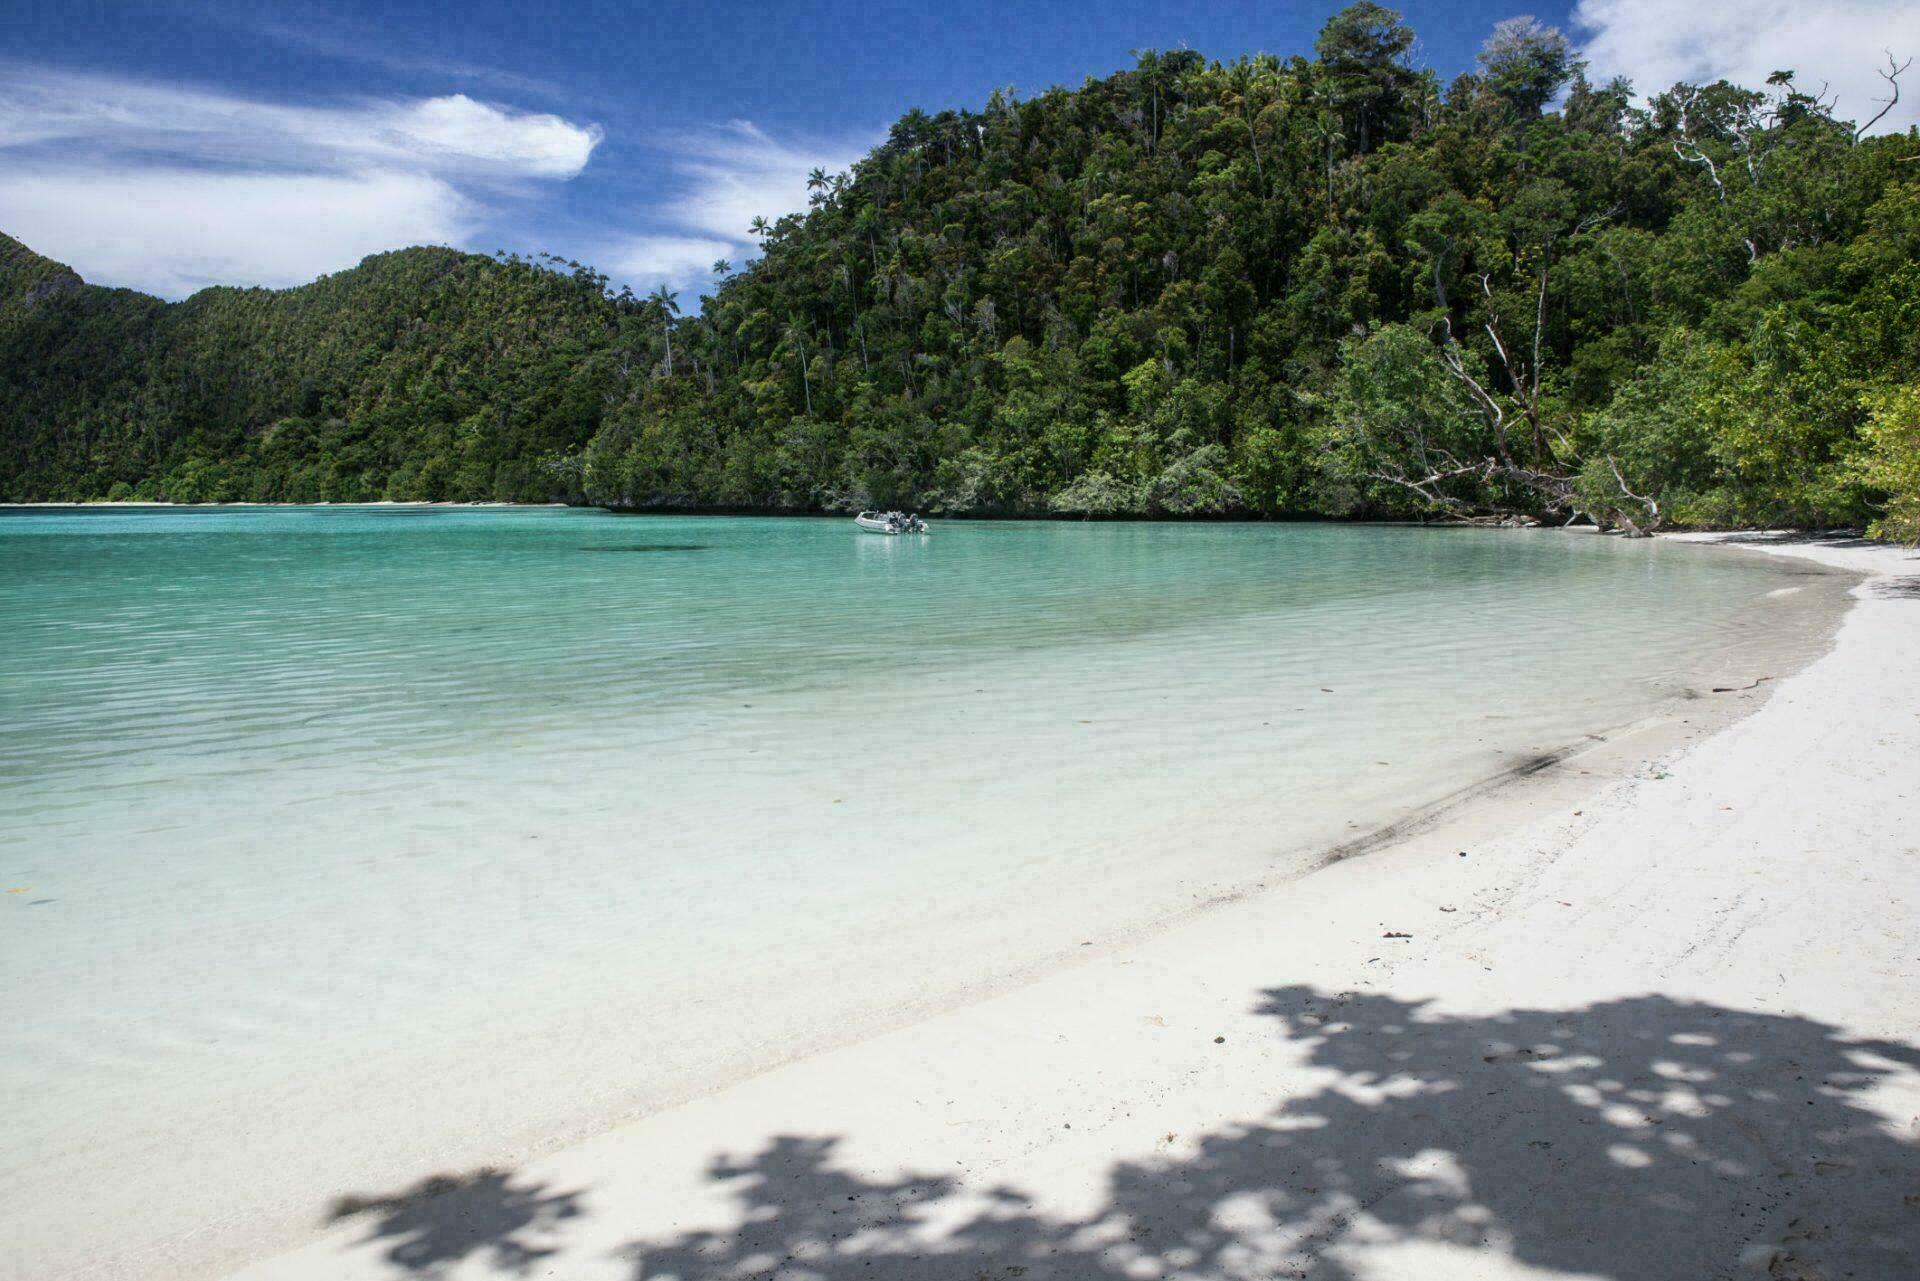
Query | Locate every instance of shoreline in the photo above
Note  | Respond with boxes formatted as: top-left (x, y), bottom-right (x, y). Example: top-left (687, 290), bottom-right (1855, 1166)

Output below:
top-left (211, 531), bottom-right (1918, 1281)
top-left (7, 529), bottom-right (1907, 1281)
top-left (0, 500), bottom-right (1877, 535)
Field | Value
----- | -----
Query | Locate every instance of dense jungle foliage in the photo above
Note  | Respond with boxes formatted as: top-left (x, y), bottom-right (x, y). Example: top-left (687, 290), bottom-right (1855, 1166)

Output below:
top-left (3, 6), bottom-right (1917, 537)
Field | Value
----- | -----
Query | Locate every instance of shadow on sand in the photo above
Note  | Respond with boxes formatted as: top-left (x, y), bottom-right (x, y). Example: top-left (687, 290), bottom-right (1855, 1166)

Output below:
top-left (1867, 576), bottom-right (1920, 599)
top-left (328, 1169), bottom-right (582, 1277)
top-left (328, 990), bottom-right (1920, 1279)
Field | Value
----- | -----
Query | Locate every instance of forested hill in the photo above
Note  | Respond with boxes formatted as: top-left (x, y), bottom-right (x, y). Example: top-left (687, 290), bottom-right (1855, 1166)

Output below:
top-left (0, 234), bottom-right (624, 504)
top-left (3, 6), bottom-right (1917, 538)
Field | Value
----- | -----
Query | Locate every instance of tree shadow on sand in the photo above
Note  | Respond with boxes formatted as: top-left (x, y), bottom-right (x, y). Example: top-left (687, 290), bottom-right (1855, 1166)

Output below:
top-left (624, 990), bottom-right (1920, 1280)
top-left (328, 1168), bottom-right (582, 1277)
top-left (1707, 531), bottom-right (1882, 550)
top-left (1868, 576), bottom-right (1920, 599)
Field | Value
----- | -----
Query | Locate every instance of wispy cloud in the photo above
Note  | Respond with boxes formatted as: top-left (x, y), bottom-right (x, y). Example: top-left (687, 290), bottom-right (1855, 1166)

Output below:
top-left (244, 19), bottom-right (571, 102)
top-left (0, 67), bottom-right (600, 177)
top-left (0, 67), bottom-right (601, 297)
top-left (605, 235), bottom-right (738, 290)
top-left (600, 120), bottom-right (873, 295)
top-left (1574, 0), bottom-right (1917, 134)
top-left (0, 167), bottom-right (472, 300)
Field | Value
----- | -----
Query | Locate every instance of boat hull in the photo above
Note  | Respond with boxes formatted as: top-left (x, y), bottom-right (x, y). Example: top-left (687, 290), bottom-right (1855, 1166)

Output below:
top-left (853, 514), bottom-right (929, 534)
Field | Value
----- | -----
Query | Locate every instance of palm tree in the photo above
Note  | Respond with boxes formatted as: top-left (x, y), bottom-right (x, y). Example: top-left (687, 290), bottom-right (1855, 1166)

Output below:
top-left (854, 203), bottom-right (883, 273)
top-left (711, 258), bottom-right (733, 278)
top-left (1133, 50), bottom-right (1165, 151)
top-left (1227, 60), bottom-right (1267, 186)
top-left (648, 285), bottom-right (680, 376)
top-left (748, 215), bottom-right (770, 240)
top-left (783, 313), bottom-right (814, 416)
top-left (1308, 87), bottom-right (1346, 216)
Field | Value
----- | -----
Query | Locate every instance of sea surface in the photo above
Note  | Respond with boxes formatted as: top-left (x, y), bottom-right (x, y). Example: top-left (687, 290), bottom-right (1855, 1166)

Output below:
top-left (0, 506), bottom-right (1844, 1277)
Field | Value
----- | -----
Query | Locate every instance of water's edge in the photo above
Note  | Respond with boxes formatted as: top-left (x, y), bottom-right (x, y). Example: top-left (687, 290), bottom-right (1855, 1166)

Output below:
top-left (237, 541), bottom-right (1861, 1280)
top-left (0, 520), bottom-right (1863, 1281)
top-left (234, 542), bottom-right (1863, 1281)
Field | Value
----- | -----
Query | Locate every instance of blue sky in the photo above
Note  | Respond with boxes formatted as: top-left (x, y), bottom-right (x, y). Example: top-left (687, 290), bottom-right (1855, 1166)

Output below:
top-left (2, 0), bottom-right (1912, 299)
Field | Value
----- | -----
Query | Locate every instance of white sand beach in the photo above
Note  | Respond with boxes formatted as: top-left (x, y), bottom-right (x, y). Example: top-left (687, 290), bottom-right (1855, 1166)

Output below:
top-left (193, 531), bottom-right (1917, 1281)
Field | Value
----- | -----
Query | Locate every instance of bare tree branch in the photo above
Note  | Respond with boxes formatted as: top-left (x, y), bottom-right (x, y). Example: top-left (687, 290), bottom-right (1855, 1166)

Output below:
top-left (1854, 52), bottom-right (1912, 142)
top-left (1606, 456), bottom-right (1661, 536)
top-left (1672, 87), bottom-right (1761, 262)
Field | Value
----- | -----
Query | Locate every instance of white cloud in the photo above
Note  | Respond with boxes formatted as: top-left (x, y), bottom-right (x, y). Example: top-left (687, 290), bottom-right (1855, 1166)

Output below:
top-left (243, 19), bottom-right (569, 102)
top-left (0, 67), bottom-right (600, 296)
top-left (386, 95), bottom-right (598, 176)
top-left (601, 120), bottom-right (870, 295)
top-left (0, 69), bottom-right (601, 176)
top-left (672, 121), bottom-right (856, 245)
top-left (1574, 0), bottom-right (1917, 134)
top-left (0, 166), bottom-right (472, 298)
top-left (606, 235), bottom-right (738, 288)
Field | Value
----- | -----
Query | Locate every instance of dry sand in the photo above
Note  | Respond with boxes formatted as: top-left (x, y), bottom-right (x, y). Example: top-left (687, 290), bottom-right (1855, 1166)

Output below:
top-left (199, 532), bottom-right (1919, 1281)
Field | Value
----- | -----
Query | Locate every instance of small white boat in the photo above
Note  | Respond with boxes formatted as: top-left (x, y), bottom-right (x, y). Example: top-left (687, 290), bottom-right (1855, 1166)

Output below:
top-left (855, 510), bottom-right (930, 535)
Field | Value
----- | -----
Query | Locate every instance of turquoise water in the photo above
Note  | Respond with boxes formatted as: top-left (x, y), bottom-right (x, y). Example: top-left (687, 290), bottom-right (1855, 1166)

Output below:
top-left (0, 506), bottom-right (1839, 1276)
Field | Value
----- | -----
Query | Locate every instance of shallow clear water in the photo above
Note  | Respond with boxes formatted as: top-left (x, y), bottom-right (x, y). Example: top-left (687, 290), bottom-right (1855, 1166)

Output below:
top-left (0, 506), bottom-right (1839, 1270)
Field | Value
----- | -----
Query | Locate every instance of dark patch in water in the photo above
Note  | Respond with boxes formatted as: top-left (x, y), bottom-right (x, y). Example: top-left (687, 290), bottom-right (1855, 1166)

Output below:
top-left (579, 544), bottom-right (709, 553)
top-left (1870, 576), bottom-right (1920, 599)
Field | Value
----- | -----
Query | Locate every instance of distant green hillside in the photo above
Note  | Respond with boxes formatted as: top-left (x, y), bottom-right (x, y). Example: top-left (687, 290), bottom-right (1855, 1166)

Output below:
top-left (4, 5), bottom-right (1917, 536)
top-left (0, 235), bottom-right (633, 503)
